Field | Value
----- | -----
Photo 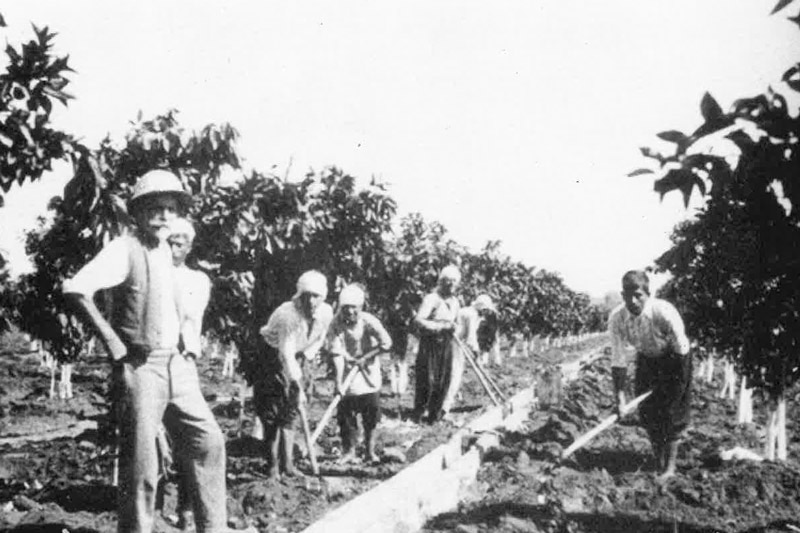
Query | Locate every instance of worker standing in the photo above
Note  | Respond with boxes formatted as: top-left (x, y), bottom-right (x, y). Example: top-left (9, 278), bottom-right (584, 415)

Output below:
top-left (64, 171), bottom-right (235, 533)
top-left (412, 265), bottom-right (461, 424)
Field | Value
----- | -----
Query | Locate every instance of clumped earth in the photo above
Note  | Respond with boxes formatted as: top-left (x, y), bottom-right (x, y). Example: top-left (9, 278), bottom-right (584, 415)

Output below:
top-left (0, 336), bottom-right (591, 533)
top-left (424, 355), bottom-right (800, 533)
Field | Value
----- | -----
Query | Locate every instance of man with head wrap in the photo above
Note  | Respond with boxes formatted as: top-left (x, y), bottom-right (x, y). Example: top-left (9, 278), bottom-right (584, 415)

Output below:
top-left (256, 270), bottom-right (333, 479)
top-left (412, 265), bottom-right (462, 423)
top-left (326, 284), bottom-right (392, 464)
top-left (458, 294), bottom-right (501, 366)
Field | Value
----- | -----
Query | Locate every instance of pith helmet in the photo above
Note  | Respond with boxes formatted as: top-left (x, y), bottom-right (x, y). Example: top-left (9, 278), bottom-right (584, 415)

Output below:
top-left (129, 170), bottom-right (191, 212)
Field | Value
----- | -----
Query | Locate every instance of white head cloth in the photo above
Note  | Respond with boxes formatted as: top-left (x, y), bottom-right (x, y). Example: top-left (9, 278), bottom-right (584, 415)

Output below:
top-left (473, 294), bottom-right (495, 312)
top-left (439, 264), bottom-right (461, 283)
top-left (338, 285), bottom-right (366, 308)
top-left (295, 270), bottom-right (328, 298)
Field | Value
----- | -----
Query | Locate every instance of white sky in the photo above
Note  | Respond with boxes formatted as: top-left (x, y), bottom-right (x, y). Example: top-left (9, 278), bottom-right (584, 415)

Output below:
top-left (1, 1), bottom-right (799, 298)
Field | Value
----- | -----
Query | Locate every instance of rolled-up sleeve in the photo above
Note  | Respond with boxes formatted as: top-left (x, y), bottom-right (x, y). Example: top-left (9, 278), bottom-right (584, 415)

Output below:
top-left (366, 314), bottom-right (393, 351)
top-left (658, 301), bottom-right (691, 356)
top-left (62, 237), bottom-right (130, 296)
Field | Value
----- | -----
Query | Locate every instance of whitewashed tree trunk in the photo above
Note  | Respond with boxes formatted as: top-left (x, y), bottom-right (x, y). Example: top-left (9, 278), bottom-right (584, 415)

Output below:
top-left (49, 362), bottom-right (57, 399)
top-left (251, 416), bottom-right (264, 440)
top-left (695, 357), bottom-right (706, 379)
top-left (765, 396), bottom-right (787, 461)
top-left (705, 352), bottom-right (715, 383)
top-left (737, 375), bottom-right (753, 424)
top-left (222, 349), bottom-right (236, 378)
top-left (59, 363), bottom-right (74, 399)
top-left (718, 360), bottom-right (736, 400)
top-left (727, 365), bottom-right (737, 401)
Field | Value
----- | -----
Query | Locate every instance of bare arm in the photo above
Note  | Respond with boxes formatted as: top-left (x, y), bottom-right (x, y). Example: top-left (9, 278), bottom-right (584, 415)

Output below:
top-left (414, 294), bottom-right (451, 333)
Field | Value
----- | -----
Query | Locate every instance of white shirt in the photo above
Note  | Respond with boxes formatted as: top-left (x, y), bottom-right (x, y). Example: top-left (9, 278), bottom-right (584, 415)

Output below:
top-left (259, 299), bottom-right (334, 381)
top-left (608, 297), bottom-right (691, 368)
top-left (326, 312), bottom-right (392, 395)
top-left (175, 265), bottom-right (211, 357)
top-left (63, 235), bottom-right (180, 350)
top-left (457, 306), bottom-right (480, 352)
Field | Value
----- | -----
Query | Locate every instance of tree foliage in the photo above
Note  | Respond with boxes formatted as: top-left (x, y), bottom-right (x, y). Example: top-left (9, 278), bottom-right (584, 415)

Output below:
top-left (17, 111), bottom-right (240, 362)
top-left (640, 0), bottom-right (800, 397)
top-left (1, 13), bottom-right (604, 369)
top-left (0, 14), bottom-right (76, 334)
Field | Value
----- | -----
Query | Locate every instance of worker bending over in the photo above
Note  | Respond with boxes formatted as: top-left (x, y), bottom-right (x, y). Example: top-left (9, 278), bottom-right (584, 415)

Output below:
top-left (326, 285), bottom-right (392, 464)
top-left (256, 271), bottom-right (333, 479)
top-left (608, 270), bottom-right (692, 480)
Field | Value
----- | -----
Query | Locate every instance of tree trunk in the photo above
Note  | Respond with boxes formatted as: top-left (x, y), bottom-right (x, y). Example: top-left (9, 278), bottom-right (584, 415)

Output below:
top-left (718, 360), bottom-right (736, 400)
top-left (737, 375), bottom-right (753, 424)
top-left (49, 362), bottom-right (57, 399)
top-left (765, 395), bottom-right (787, 461)
top-left (704, 352), bottom-right (715, 383)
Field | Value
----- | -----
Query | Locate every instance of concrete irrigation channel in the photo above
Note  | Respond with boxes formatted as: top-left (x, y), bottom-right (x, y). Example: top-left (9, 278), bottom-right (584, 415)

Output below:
top-left (300, 340), bottom-right (603, 533)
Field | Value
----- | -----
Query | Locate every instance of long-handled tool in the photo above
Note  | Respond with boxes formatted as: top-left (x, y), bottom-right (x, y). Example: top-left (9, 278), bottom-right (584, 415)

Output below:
top-left (297, 401), bottom-right (320, 476)
top-left (454, 337), bottom-right (501, 406)
top-left (457, 339), bottom-right (508, 403)
top-left (309, 348), bottom-right (385, 446)
top-left (561, 390), bottom-right (652, 459)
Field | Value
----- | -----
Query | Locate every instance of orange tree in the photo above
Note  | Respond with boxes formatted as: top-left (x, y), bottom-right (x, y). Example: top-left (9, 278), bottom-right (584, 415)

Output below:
top-left (0, 14), bottom-right (76, 333)
top-left (202, 167), bottom-right (399, 384)
top-left (632, 0), bottom-right (800, 457)
top-left (16, 111), bottom-right (241, 363)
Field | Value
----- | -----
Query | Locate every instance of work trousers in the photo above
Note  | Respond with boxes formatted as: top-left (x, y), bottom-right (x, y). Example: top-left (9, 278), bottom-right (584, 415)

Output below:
top-left (413, 333), bottom-right (460, 419)
top-left (115, 350), bottom-right (227, 533)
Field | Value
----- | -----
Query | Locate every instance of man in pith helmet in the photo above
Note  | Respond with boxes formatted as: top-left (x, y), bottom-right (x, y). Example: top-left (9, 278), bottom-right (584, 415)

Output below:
top-left (64, 170), bottom-right (237, 533)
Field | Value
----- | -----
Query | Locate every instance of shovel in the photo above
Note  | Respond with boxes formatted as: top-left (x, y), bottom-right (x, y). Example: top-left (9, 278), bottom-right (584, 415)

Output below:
top-left (561, 390), bottom-right (652, 459)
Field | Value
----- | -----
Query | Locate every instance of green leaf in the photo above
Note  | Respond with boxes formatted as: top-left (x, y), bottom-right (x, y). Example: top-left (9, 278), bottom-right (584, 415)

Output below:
top-left (700, 92), bottom-right (724, 122)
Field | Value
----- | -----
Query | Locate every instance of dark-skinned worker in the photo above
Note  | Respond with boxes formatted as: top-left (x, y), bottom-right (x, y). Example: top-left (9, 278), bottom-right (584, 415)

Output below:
top-left (256, 270), bottom-right (333, 479)
top-left (326, 284), bottom-right (392, 464)
top-left (608, 270), bottom-right (692, 480)
top-left (63, 171), bottom-right (252, 533)
top-left (412, 265), bottom-right (461, 424)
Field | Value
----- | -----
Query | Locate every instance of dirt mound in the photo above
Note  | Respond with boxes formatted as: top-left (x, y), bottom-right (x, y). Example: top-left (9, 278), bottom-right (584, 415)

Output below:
top-left (425, 354), bottom-right (800, 533)
top-left (1, 339), bottom-right (608, 532)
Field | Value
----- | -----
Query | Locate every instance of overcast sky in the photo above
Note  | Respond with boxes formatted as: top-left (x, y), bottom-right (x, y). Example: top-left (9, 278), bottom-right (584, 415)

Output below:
top-left (1, 1), bottom-right (799, 298)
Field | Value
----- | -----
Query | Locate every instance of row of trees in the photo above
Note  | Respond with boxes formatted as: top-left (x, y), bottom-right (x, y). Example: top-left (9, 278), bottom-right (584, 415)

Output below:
top-left (632, 0), bottom-right (800, 460)
top-left (0, 14), bottom-right (605, 380)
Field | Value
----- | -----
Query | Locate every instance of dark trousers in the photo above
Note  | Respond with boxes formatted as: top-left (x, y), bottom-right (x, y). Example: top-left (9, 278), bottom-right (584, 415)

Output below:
top-left (413, 333), bottom-right (457, 418)
top-left (338, 393), bottom-right (380, 449)
top-left (635, 351), bottom-right (693, 444)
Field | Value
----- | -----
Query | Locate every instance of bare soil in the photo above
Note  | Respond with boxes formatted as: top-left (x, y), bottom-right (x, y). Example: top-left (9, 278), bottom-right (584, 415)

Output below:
top-left (423, 354), bottom-right (800, 533)
top-left (0, 338), bottom-right (601, 533)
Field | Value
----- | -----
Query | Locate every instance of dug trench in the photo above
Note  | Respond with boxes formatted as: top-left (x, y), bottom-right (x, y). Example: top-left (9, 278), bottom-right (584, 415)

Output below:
top-left (423, 354), bottom-right (800, 533)
top-left (0, 337), bottom-right (604, 533)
